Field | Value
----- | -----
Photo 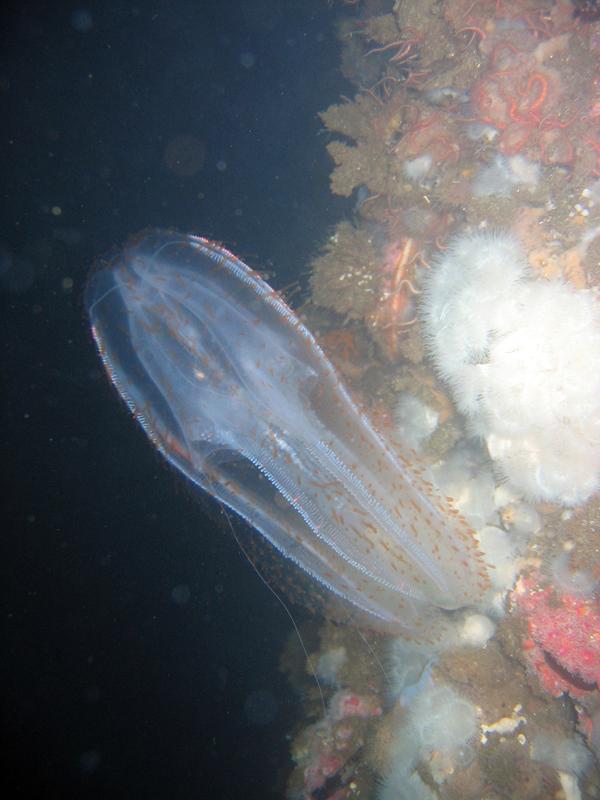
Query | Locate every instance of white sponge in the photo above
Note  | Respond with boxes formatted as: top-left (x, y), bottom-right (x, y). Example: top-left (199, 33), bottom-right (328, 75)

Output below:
top-left (421, 231), bottom-right (600, 505)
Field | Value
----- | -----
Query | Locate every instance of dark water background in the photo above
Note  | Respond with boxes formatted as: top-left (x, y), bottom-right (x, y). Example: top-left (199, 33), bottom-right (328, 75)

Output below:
top-left (2, 2), bottom-right (349, 796)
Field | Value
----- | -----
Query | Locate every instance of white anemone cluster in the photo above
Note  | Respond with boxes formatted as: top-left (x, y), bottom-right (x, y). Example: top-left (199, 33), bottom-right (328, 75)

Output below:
top-left (421, 231), bottom-right (600, 505)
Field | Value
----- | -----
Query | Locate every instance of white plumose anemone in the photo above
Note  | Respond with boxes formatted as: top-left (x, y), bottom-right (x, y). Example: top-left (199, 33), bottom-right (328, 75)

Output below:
top-left (421, 231), bottom-right (600, 505)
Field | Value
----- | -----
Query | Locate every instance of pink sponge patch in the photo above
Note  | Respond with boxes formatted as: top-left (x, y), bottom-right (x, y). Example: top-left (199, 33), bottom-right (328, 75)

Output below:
top-left (328, 691), bottom-right (382, 722)
top-left (512, 572), bottom-right (600, 699)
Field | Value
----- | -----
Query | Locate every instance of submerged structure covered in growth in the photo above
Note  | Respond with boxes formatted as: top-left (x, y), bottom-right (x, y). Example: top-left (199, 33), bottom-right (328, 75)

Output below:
top-left (280, 1), bottom-right (600, 798)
